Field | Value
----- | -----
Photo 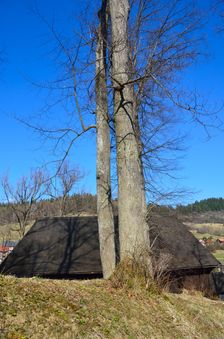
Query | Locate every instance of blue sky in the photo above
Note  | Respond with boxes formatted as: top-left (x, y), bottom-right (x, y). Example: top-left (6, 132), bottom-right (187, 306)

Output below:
top-left (0, 0), bottom-right (223, 204)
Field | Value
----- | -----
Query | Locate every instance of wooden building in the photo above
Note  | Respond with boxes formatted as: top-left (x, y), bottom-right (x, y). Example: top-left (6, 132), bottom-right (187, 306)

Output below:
top-left (0, 215), bottom-right (220, 293)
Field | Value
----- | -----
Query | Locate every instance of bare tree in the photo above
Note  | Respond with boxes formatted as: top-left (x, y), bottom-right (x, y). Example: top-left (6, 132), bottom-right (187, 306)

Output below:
top-left (109, 0), bottom-right (151, 268)
top-left (0, 227), bottom-right (12, 247)
top-left (104, 0), bottom-right (218, 270)
top-left (1, 169), bottom-right (47, 238)
top-left (126, 0), bottom-right (215, 202)
top-left (48, 161), bottom-right (84, 216)
top-left (214, 0), bottom-right (224, 31)
top-left (18, 0), bottom-right (221, 278)
top-left (96, 0), bottom-right (116, 278)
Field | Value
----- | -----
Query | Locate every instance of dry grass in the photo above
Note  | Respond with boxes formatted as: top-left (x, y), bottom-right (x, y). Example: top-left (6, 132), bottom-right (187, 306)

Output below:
top-left (190, 230), bottom-right (220, 240)
top-left (0, 223), bottom-right (32, 243)
top-left (1, 275), bottom-right (224, 338)
top-left (185, 222), bottom-right (224, 237)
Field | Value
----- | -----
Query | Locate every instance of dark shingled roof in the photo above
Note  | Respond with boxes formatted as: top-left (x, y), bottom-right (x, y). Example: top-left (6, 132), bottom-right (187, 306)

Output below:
top-left (0, 215), bottom-right (219, 277)
top-left (148, 214), bottom-right (219, 271)
top-left (0, 217), bottom-right (102, 277)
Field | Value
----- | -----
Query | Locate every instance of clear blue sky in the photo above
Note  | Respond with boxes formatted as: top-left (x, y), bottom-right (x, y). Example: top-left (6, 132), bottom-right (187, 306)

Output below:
top-left (0, 0), bottom-right (223, 204)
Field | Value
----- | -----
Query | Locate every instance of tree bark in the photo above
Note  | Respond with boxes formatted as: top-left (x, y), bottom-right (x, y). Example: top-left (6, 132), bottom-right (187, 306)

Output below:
top-left (109, 0), bottom-right (151, 268)
top-left (96, 0), bottom-right (116, 278)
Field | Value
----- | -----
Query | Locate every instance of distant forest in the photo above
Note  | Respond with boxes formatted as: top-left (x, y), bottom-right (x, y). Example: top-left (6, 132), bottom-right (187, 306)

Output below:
top-left (0, 194), bottom-right (97, 226)
top-left (1, 195), bottom-right (224, 227)
top-left (176, 198), bottom-right (224, 214)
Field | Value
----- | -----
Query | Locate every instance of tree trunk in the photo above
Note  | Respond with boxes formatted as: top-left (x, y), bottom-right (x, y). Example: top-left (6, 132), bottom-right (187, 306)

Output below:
top-left (96, 0), bottom-right (116, 278)
top-left (109, 0), bottom-right (151, 268)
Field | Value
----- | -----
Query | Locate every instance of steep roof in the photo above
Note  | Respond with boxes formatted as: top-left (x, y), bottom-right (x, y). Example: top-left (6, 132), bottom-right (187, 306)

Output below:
top-left (148, 214), bottom-right (219, 271)
top-left (0, 217), bottom-right (102, 277)
top-left (0, 215), bottom-right (219, 277)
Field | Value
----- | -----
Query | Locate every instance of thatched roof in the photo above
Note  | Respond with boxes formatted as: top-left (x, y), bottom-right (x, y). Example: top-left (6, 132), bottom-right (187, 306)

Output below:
top-left (0, 215), bottom-right (219, 278)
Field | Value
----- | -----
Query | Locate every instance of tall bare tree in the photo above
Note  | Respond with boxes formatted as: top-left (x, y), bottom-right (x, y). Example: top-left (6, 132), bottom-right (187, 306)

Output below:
top-left (109, 0), bottom-right (151, 267)
top-left (124, 0), bottom-right (212, 203)
top-left (19, 0), bottom-right (221, 277)
top-left (96, 0), bottom-right (116, 278)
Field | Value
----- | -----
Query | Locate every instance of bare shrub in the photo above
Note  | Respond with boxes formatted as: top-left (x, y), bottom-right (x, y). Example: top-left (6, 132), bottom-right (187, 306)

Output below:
top-left (207, 241), bottom-right (224, 253)
top-left (1, 170), bottom-right (47, 238)
top-left (206, 243), bottom-right (217, 253)
top-left (151, 252), bottom-right (174, 291)
top-left (0, 228), bottom-right (12, 246)
top-left (197, 225), bottom-right (213, 234)
top-left (110, 245), bottom-right (173, 294)
top-left (110, 242), bottom-right (155, 292)
top-left (110, 258), bottom-right (146, 289)
top-left (212, 226), bottom-right (224, 236)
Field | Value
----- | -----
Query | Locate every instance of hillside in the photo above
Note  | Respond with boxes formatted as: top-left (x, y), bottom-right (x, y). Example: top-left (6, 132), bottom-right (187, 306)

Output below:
top-left (1, 275), bottom-right (224, 338)
top-left (177, 198), bottom-right (224, 214)
top-left (179, 211), bottom-right (224, 224)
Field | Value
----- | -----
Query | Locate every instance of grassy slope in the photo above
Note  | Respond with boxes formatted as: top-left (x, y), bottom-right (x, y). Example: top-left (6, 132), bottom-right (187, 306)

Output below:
top-left (1, 276), bottom-right (224, 339)
top-left (186, 223), bottom-right (224, 264)
top-left (214, 250), bottom-right (224, 263)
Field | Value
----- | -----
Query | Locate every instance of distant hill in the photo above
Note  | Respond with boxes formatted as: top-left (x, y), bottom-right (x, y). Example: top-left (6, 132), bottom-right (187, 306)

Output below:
top-left (147, 199), bottom-right (224, 224)
top-left (176, 198), bottom-right (224, 214)
top-left (1, 195), bottom-right (224, 228)
top-left (0, 193), bottom-right (97, 227)
top-left (179, 210), bottom-right (224, 224)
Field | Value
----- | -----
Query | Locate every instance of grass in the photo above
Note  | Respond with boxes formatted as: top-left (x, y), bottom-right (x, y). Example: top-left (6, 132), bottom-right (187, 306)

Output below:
top-left (188, 225), bottom-right (224, 264)
top-left (190, 230), bottom-right (219, 240)
top-left (1, 275), bottom-right (224, 338)
top-left (214, 250), bottom-right (224, 263)
top-left (186, 222), bottom-right (224, 237)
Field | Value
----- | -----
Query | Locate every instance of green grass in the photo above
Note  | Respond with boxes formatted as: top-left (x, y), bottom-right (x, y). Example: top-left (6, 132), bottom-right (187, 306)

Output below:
top-left (189, 227), bottom-right (224, 264)
top-left (214, 250), bottom-right (224, 263)
top-left (1, 275), bottom-right (224, 338)
top-left (190, 230), bottom-right (219, 240)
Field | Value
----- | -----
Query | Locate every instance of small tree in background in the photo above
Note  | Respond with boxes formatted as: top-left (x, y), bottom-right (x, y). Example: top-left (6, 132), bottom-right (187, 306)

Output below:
top-left (1, 169), bottom-right (47, 238)
top-left (48, 161), bottom-right (84, 216)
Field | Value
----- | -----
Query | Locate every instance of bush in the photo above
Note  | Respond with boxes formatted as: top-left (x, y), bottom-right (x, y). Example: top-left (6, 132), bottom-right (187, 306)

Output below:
top-left (110, 257), bottom-right (157, 292)
top-left (110, 251), bottom-right (173, 294)
top-left (206, 241), bottom-right (224, 252)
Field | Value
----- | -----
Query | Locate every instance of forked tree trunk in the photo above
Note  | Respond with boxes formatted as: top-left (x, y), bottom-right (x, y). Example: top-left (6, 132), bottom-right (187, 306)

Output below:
top-left (109, 0), bottom-right (152, 268)
top-left (96, 0), bottom-right (116, 278)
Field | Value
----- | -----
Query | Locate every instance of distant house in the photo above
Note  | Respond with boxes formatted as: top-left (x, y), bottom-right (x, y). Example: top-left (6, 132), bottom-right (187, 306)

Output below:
top-left (0, 241), bottom-right (18, 264)
top-left (0, 215), bottom-right (220, 294)
top-left (0, 246), bottom-right (14, 264)
top-left (217, 238), bottom-right (224, 244)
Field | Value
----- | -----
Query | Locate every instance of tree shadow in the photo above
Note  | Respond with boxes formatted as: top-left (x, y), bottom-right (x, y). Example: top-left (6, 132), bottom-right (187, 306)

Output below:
top-left (0, 216), bottom-right (104, 279)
